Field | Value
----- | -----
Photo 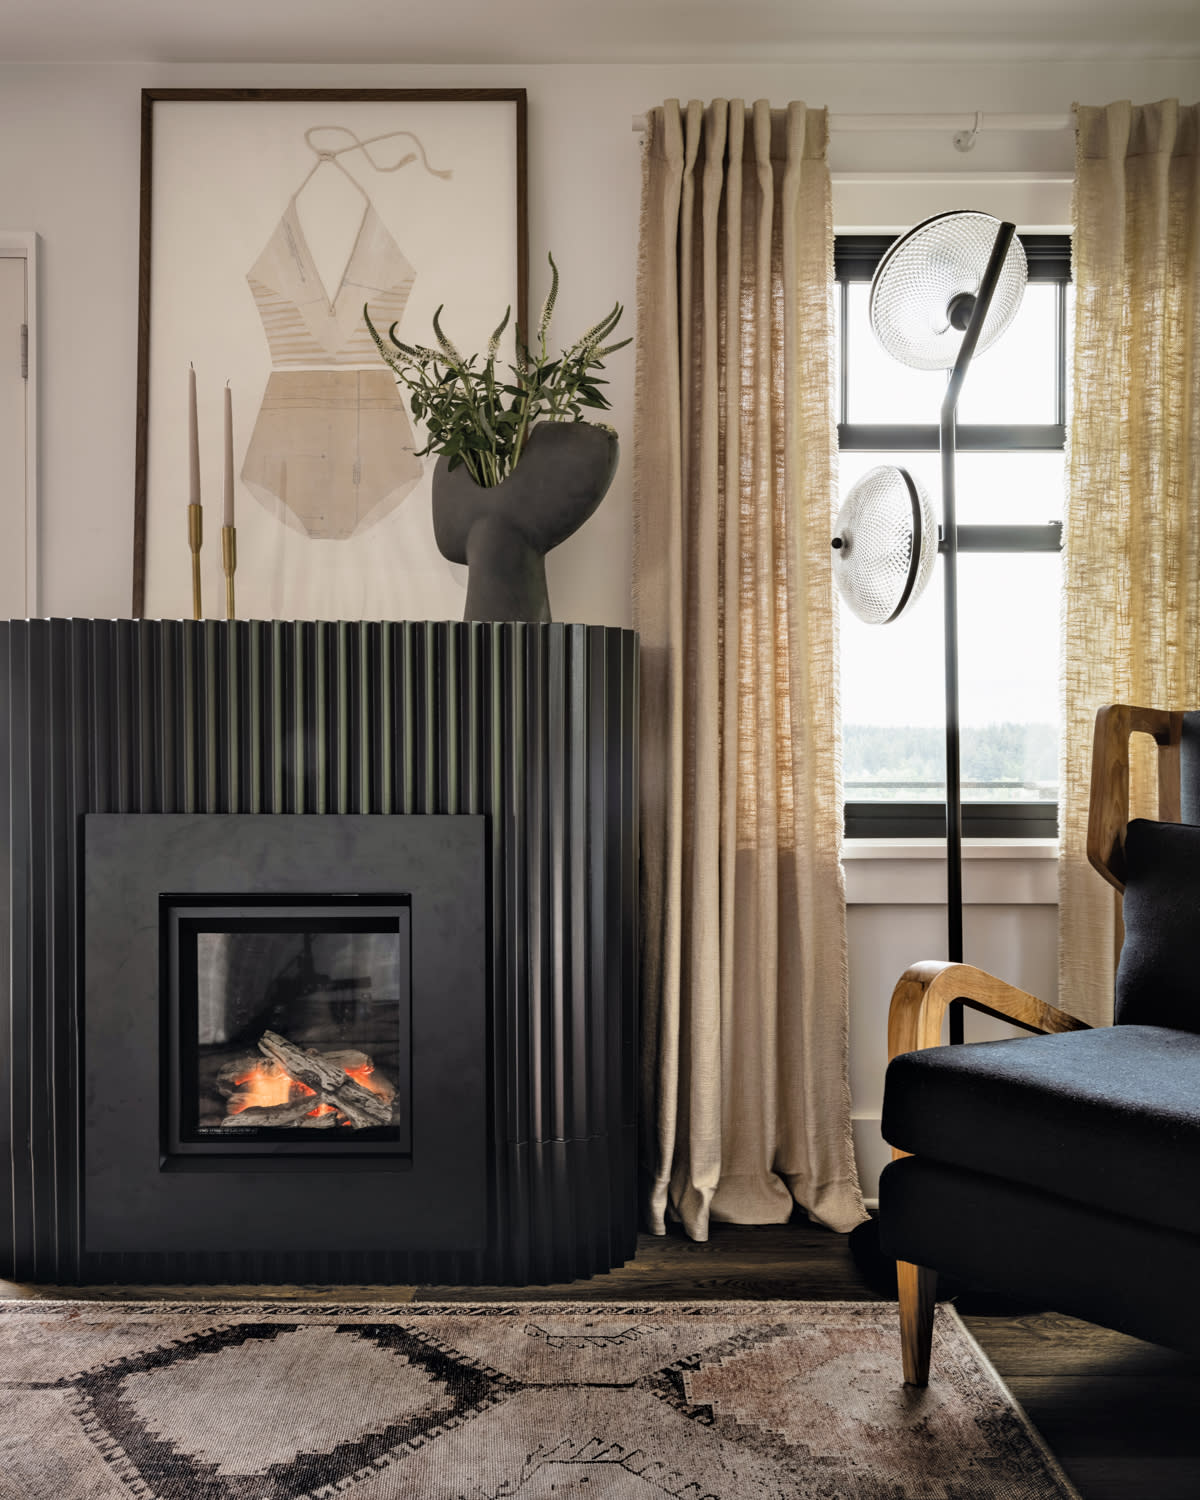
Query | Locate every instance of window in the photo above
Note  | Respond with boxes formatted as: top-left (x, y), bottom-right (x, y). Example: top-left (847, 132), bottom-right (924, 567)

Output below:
top-left (836, 233), bottom-right (1071, 839)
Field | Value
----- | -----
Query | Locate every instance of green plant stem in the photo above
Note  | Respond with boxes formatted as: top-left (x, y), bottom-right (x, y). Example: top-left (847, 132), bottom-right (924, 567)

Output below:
top-left (511, 394), bottom-right (533, 470)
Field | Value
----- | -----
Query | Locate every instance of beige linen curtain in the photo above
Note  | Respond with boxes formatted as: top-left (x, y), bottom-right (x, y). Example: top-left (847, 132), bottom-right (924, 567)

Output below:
top-left (1060, 100), bottom-right (1200, 1025)
top-left (634, 98), bottom-right (866, 1239)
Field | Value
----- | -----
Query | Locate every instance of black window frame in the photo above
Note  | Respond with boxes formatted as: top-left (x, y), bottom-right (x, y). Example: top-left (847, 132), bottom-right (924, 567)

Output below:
top-left (837, 231), bottom-right (1071, 840)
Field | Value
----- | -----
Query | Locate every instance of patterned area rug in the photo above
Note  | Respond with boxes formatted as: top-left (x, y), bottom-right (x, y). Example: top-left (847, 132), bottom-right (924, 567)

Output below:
top-left (0, 1299), bottom-right (1079, 1499)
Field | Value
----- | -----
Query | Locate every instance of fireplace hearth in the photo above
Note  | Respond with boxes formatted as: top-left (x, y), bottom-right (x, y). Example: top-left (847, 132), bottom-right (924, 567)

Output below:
top-left (1, 620), bottom-right (638, 1285)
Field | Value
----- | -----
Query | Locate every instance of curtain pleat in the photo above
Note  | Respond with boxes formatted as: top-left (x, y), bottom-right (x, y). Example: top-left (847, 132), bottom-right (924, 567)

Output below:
top-left (634, 98), bottom-right (866, 1239)
top-left (1060, 99), bottom-right (1200, 1025)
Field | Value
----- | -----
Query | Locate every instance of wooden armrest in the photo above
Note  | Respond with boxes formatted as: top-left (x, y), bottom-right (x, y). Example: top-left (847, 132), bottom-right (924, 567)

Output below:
top-left (888, 959), bottom-right (1090, 1062)
top-left (1088, 703), bottom-right (1183, 892)
top-left (886, 963), bottom-right (1091, 1375)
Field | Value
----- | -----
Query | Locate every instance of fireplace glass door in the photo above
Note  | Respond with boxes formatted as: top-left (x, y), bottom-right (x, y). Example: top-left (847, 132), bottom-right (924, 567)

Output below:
top-left (165, 898), bottom-right (411, 1157)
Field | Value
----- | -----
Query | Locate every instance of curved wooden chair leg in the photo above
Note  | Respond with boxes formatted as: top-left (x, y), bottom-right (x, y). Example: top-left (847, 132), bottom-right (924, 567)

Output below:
top-left (897, 1260), bottom-right (937, 1385)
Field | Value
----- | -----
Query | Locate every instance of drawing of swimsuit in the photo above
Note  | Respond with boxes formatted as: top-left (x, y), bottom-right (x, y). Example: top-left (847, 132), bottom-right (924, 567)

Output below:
top-left (241, 187), bottom-right (424, 540)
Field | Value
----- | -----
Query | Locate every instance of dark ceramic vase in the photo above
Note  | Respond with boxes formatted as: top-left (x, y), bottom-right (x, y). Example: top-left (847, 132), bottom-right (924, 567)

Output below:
top-left (431, 421), bottom-right (619, 622)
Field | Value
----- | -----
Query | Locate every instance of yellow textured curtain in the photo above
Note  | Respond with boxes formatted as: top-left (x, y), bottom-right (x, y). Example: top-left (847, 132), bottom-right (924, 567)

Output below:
top-left (634, 98), bottom-right (866, 1239)
top-left (1060, 100), bottom-right (1200, 1025)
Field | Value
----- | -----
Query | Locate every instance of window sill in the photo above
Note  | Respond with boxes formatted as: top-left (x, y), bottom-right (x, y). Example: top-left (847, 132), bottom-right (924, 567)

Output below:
top-left (843, 837), bottom-right (1059, 859)
top-left (843, 838), bottom-right (1059, 905)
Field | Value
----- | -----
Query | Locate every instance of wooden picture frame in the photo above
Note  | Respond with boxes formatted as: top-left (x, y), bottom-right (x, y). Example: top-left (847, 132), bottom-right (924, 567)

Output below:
top-left (132, 88), bottom-right (527, 621)
top-left (0, 231), bottom-right (38, 617)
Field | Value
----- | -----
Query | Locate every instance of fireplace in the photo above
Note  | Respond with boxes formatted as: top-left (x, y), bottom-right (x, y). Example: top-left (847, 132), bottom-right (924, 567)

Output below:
top-left (165, 898), bottom-right (411, 1155)
top-left (1, 619), bottom-right (639, 1284)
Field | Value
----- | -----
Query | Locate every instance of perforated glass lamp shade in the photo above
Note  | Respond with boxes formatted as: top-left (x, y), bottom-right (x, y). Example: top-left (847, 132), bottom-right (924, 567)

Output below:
top-left (831, 465), bottom-right (937, 625)
top-left (869, 210), bottom-right (1028, 371)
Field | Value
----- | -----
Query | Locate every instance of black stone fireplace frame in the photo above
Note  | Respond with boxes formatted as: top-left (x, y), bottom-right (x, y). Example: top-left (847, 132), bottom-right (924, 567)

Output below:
top-left (85, 814), bottom-right (486, 1257)
top-left (0, 620), bottom-right (639, 1285)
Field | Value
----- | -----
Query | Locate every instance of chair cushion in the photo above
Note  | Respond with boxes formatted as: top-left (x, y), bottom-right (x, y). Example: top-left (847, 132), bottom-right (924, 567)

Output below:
top-left (879, 1155), bottom-right (1200, 1356)
top-left (1117, 818), bottom-right (1200, 1032)
top-left (882, 1024), bottom-right (1200, 1237)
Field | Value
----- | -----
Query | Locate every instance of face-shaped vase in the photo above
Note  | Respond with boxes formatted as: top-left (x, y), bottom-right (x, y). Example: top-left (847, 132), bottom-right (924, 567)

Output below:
top-left (432, 422), bottom-right (619, 623)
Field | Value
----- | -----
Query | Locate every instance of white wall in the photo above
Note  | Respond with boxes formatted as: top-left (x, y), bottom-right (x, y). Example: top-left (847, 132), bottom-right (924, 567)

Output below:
top-left (1, 53), bottom-right (1195, 1202)
top-left (2, 55), bottom-right (1196, 620)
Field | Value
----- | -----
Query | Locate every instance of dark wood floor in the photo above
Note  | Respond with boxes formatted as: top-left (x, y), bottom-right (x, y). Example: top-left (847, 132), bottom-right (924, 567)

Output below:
top-left (6, 1222), bottom-right (1198, 1499)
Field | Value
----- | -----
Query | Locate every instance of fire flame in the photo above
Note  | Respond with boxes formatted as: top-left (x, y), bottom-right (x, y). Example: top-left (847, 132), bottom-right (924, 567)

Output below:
top-left (227, 1061), bottom-right (314, 1114)
top-left (345, 1061), bottom-right (386, 1096)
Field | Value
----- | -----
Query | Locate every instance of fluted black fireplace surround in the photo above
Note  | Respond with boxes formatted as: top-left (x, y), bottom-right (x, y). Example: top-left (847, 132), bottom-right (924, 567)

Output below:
top-left (1, 620), bottom-right (638, 1285)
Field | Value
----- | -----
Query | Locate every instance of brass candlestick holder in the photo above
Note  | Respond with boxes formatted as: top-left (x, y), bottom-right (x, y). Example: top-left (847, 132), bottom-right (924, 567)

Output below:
top-left (222, 525), bottom-right (237, 620)
top-left (187, 502), bottom-right (203, 620)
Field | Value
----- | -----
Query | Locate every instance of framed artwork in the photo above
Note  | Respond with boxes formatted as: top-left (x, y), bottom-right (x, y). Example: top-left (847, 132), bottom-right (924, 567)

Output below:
top-left (132, 88), bottom-right (527, 621)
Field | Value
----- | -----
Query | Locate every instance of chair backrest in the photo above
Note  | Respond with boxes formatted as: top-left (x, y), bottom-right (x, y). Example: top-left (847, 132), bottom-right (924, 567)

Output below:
top-left (1180, 712), bottom-right (1200, 823)
top-left (1088, 705), bottom-right (1200, 1033)
top-left (1087, 705), bottom-right (1200, 892)
top-left (1114, 817), bottom-right (1200, 1032)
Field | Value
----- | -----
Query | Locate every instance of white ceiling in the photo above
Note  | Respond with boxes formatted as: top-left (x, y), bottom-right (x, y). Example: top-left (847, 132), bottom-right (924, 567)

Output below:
top-left (1, 0), bottom-right (1198, 64)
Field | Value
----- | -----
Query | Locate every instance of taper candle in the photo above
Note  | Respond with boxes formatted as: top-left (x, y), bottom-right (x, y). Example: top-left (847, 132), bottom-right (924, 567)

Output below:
top-left (188, 363), bottom-right (200, 506)
top-left (223, 381), bottom-right (235, 527)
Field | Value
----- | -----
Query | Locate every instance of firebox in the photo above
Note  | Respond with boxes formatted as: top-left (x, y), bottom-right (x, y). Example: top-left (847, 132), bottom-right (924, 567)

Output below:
top-left (164, 898), bottom-right (412, 1157)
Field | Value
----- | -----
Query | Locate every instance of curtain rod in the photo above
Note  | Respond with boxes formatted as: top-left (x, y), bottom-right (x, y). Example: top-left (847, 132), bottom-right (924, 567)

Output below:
top-left (631, 110), bottom-right (1073, 143)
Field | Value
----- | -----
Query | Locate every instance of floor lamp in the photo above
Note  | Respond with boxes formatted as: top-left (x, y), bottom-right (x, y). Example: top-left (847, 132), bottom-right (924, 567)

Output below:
top-left (832, 212), bottom-right (1028, 1044)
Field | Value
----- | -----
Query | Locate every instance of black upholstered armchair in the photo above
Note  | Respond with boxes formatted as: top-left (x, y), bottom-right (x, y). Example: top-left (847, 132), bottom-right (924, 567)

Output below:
top-left (879, 705), bottom-right (1200, 1384)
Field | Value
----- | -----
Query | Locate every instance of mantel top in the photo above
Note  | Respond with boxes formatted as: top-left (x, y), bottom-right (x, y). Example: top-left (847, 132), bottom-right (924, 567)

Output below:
top-left (5, 618), bottom-right (637, 636)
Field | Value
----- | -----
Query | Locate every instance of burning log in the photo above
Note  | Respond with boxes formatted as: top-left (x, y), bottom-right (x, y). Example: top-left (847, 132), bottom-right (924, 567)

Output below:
top-left (221, 1098), bottom-right (314, 1129)
top-left (257, 1030), bottom-right (392, 1128)
top-left (311, 1051), bottom-right (395, 1102)
top-left (359, 1069), bottom-right (396, 1106)
top-left (318, 1049), bottom-right (371, 1074)
top-left (315, 1051), bottom-right (395, 1103)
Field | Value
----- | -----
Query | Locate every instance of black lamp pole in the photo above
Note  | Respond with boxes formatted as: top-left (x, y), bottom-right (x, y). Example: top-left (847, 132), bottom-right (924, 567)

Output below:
top-left (941, 220), bottom-right (1017, 1042)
